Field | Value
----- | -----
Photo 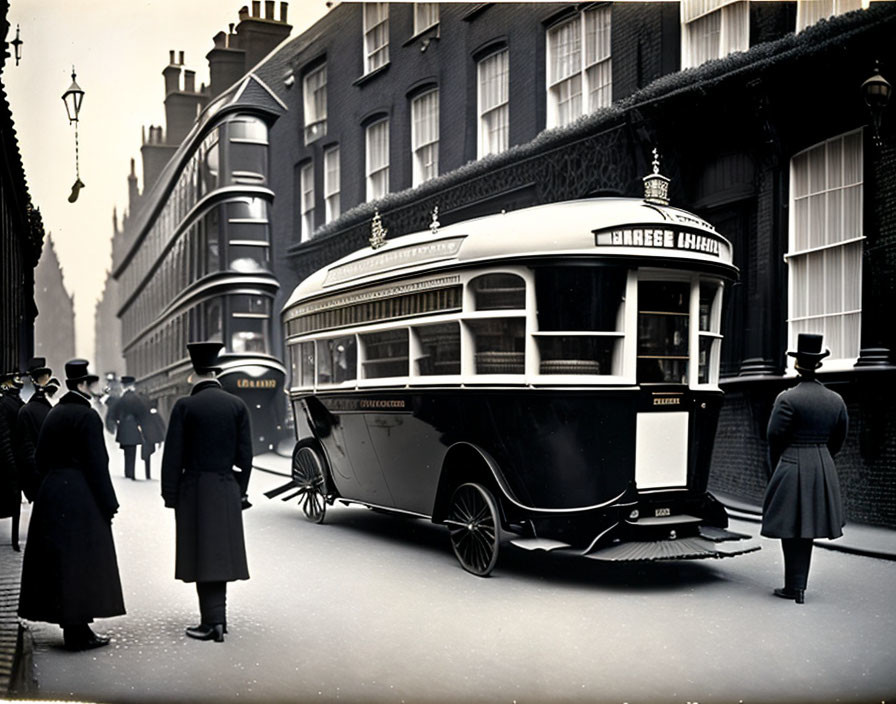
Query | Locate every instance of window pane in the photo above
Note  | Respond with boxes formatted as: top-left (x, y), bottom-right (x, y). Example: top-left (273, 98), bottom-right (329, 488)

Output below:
top-left (362, 329), bottom-right (409, 378)
top-left (300, 341), bottom-right (315, 386)
top-left (317, 337), bottom-right (357, 384)
top-left (415, 323), bottom-right (460, 376)
top-left (538, 337), bottom-right (612, 375)
top-left (535, 267), bottom-right (626, 331)
top-left (471, 273), bottom-right (526, 311)
top-left (469, 319), bottom-right (525, 374)
top-left (637, 281), bottom-right (689, 384)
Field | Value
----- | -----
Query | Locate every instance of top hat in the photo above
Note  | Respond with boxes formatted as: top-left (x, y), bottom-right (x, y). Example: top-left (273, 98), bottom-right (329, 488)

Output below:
top-left (64, 359), bottom-right (100, 386)
top-left (26, 356), bottom-right (52, 379)
top-left (0, 369), bottom-right (22, 383)
top-left (120, 375), bottom-right (136, 385)
top-left (787, 333), bottom-right (830, 367)
top-left (187, 342), bottom-right (224, 374)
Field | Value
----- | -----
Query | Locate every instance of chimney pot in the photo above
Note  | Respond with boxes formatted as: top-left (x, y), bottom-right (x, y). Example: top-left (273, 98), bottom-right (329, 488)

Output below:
top-left (252, 1), bottom-right (261, 18)
top-left (184, 69), bottom-right (196, 93)
top-left (280, 2), bottom-right (288, 23)
top-left (213, 30), bottom-right (226, 48)
top-left (169, 49), bottom-right (175, 64)
top-left (265, 1), bottom-right (274, 19)
top-left (229, 22), bottom-right (235, 33)
top-left (239, 5), bottom-right (249, 20)
top-left (179, 50), bottom-right (184, 65)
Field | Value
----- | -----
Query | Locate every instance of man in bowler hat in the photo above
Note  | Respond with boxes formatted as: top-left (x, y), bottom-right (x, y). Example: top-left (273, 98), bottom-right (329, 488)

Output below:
top-left (15, 357), bottom-right (56, 502)
top-left (0, 368), bottom-right (25, 550)
top-left (109, 375), bottom-right (149, 479)
top-left (18, 359), bottom-right (126, 650)
top-left (161, 342), bottom-right (252, 642)
top-left (761, 333), bottom-right (848, 604)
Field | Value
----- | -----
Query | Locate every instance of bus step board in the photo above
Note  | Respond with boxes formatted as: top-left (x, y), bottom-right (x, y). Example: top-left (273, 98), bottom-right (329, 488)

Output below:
top-left (698, 525), bottom-right (753, 542)
top-left (509, 537), bottom-right (573, 552)
top-left (584, 537), bottom-right (760, 562)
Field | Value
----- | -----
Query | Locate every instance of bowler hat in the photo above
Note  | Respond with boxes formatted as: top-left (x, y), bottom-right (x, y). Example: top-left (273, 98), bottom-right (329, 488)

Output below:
top-left (0, 369), bottom-right (22, 383)
top-left (787, 333), bottom-right (830, 367)
top-left (26, 356), bottom-right (52, 379)
top-left (187, 342), bottom-right (224, 374)
top-left (64, 359), bottom-right (100, 386)
top-left (120, 375), bottom-right (136, 385)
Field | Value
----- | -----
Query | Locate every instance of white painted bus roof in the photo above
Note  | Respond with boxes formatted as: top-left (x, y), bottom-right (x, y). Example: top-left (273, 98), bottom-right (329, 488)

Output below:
top-left (284, 197), bottom-right (734, 310)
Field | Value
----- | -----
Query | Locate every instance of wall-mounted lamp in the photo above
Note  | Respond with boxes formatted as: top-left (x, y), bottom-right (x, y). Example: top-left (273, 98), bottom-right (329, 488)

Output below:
top-left (62, 67), bottom-right (85, 202)
top-left (862, 61), bottom-right (891, 148)
top-left (10, 25), bottom-right (22, 66)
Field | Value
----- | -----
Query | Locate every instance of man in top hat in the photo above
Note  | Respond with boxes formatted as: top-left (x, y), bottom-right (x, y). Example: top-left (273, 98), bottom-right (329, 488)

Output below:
top-left (0, 367), bottom-right (25, 550)
top-left (162, 342), bottom-right (253, 642)
top-left (15, 357), bottom-right (56, 503)
top-left (108, 375), bottom-right (150, 480)
top-left (761, 333), bottom-right (848, 604)
top-left (18, 359), bottom-right (126, 650)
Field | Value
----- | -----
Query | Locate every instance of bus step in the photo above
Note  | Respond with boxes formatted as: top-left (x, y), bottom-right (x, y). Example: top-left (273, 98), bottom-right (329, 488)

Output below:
top-left (509, 537), bottom-right (572, 552)
top-left (627, 514), bottom-right (702, 527)
top-left (698, 525), bottom-right (753, 542)
top-left (584, 537), bottom-right (761, 562)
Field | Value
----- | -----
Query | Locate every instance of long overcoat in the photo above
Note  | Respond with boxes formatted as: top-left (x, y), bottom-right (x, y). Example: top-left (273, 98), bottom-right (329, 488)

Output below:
top-left (111, 389), bottom-right (147, 447)
top-left (15, 390), bottom-right (52, 502)
top-left (140, 406), bottom-right (167, 461)
top-left (161, 380), bottom-right (252, 583)
top-left (761, 377), bottom-right (848, 539)
top-left (0, 389), bottom-right (24, 518)
top-left (18, 391), bottom-right (126, 624)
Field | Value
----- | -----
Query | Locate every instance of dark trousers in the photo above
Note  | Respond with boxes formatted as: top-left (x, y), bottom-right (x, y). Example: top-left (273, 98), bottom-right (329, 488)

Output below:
top-left (123, 445), bottom-right (136, 479)
top-left (196, 581), bottom-right (227, 625)
top-left (781, 538), bottom-right (813, 590)
top-left (9, 503), bottom-right (20, 550)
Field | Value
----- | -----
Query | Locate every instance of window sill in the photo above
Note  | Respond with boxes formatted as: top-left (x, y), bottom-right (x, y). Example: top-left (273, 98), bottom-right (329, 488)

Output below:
top-left (403, 24), bottom-right (439, 48)
top-left (353, 62), bottom-right (390, 87)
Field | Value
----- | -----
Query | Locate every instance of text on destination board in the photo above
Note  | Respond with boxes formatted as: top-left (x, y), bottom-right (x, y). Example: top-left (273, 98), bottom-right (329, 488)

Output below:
top-left (595, 228), bottom-right (720, 256)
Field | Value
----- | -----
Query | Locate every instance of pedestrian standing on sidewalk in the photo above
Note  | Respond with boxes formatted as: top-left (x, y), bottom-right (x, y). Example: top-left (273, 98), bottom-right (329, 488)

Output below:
top-left (18, 359), bottom-right (126, 651)
top-left (761, 333), bottom-right (848, 604)
top-left (139, 399), bottom-right (166, 480)
top-left (109, 376), bottom-right (148, 480)
top-left (0, 368), bottom-right (25, 551)
top-left (161, 342), bottom-right (252, 643)
top-left (15, 357), bottom-right (55, 502)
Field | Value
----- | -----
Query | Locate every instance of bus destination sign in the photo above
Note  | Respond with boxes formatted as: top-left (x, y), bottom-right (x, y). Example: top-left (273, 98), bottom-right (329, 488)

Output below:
top-left (594, 227), bottom-right (722, 257)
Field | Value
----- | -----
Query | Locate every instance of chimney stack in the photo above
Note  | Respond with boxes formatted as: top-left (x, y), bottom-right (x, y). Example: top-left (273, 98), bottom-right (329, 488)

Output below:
top-left (184, 69), bottom-right (196, 93)
top-left (163, 51), bottom-right (182, 94)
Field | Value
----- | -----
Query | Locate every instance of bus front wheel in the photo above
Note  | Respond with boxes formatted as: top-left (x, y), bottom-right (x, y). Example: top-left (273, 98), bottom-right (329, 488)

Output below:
top-left (292, 446), bottom-right (327, 524)
top-left (445, 482), bottom-right (500, 576)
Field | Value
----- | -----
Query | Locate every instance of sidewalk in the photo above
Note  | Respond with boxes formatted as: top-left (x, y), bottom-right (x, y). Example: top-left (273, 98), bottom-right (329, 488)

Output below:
top-left (715, 490), bottom-right (896, 561)
top-left (0, 516), bottom-right (31, 698)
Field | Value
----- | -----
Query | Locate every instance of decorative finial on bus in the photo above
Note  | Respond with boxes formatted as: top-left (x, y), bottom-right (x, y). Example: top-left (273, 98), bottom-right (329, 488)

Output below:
top-left (430, 205), bottom-right (440, 236)
top-left (643, 147), bottom-right (671, 206)
top-left (370, 209), bottom-right (387, 249)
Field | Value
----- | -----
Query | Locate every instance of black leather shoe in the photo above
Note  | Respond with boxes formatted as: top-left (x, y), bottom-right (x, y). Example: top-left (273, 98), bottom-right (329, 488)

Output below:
top-left (65, 632), bottom-right (111, 651)
top-left (773, 587), bottom-right (805, 603)
top-left (185, 623), bottom-right (224, 642)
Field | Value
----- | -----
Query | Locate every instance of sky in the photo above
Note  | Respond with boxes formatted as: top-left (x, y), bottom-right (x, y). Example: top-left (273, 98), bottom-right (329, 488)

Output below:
top-left (3, 0), bottom-right (331, 364)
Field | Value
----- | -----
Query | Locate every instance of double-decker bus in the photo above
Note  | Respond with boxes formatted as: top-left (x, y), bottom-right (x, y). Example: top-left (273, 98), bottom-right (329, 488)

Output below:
top-left (271, 194), bottom-right (758, 576)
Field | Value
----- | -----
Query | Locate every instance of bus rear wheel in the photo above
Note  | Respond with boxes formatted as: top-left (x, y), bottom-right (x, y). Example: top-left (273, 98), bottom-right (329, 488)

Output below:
top-left (292, 446), bottom-right (327, 524)
top-left (445, 482), bottom-right (500, 576)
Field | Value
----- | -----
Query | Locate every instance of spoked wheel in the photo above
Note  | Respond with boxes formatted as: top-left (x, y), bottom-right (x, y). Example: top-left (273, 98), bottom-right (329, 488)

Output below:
top-left (292, 446), bottom-right (327, 524)
top-left (444, 482), bottom-right (500, 576)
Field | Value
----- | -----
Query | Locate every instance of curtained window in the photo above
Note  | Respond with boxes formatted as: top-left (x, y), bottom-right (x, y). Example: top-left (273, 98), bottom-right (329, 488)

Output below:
top-left (546, 5), bottom-right (612, 129)
top-left (303, 64), bottom-right (327, 144)
top-left (414, 3), bottom-right (439, 34)
top-left (364, 3), bottom-right (389, 74)
top-left (366, 119), bottom-right (390, 201)
top-left (300, 162), bottom-right (314, 242)
top-left (681, 0), bottom-right (749, 69)
top-left (324, 146), bottom-right (341, 224)
top-left (787, 130), bottom-right (864, 365)
top-left (411, 89), bottom-right (439, 186)
top-left (796, 0), bottom-right (868, 31)
top-left (478, 49), bottom-right (509, 157)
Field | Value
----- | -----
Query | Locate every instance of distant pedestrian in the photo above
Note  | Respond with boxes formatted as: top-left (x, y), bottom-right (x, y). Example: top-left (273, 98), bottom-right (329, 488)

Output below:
top-left (18, 359), bottom-right (126, 650)
top-left (140, 400), bottom-right (167, 479)
top-left (109, 375), bottom-right (148, 479)
top-left (0, 368), bottom-right (25, 551)
top-left (161, 342), bottom-right (252, 643)
top-left (15, 357), bottom-right (55, 503)
top-left (761, 333), bottom-right (848, 604)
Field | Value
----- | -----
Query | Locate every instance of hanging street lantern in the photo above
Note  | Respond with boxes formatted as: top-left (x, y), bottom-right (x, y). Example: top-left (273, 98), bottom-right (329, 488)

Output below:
top-left (10, 25), bottom-right (23, 66)
top-left (862, 61), bottom-right (892, 148)
top-left (62, 67), bottom-right (85, 202)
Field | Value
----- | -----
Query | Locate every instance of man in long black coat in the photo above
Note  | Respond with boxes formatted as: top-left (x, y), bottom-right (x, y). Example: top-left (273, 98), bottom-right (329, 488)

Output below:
top-left (18, 359), bottom-right (126, 650)
top-left (0, 368), bottom-right (25, 551)
top-left (15, 358), bottom-right (56, 503)
top-left (109, 376), bottom-right (148, 480)
top-left (761, 333), bottom-right (848, 604)
top-left (162, 342), bottom-right (252, 642)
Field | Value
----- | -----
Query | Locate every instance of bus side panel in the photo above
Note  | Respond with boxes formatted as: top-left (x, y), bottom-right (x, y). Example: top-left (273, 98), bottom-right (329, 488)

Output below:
top-left (689, 393), bottom-right (724, 494)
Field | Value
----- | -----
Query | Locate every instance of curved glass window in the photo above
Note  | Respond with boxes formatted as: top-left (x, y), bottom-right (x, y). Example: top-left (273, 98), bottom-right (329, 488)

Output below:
top-left (228, 115), bottom-right (268, 143)
top-left (470, 273), bottom-right (525, 311)
top-left (229, 244), bottom-right (270, 273)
